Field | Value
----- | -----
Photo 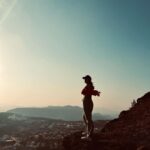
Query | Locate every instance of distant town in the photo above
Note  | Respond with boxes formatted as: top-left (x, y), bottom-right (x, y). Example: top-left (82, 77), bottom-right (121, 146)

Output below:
top-left (0, 112), bottom-right (108, 150)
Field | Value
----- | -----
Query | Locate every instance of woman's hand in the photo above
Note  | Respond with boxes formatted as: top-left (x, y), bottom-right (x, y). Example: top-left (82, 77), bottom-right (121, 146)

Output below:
top-left (93, 90), bottom-right (101, 96)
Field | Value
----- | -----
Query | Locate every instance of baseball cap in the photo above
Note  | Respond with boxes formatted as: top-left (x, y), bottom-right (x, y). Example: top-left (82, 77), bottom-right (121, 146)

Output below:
top-left (82, 75), bottom-right (92, 80)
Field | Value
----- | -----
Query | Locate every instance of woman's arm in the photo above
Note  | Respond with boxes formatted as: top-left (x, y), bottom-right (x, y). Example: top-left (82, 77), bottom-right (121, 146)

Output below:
top-left (92, 90), bottom-right (100, 96)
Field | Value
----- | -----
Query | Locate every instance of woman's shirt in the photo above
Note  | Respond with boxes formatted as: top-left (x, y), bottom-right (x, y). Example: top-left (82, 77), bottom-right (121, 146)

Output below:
top-left (81, 85), bottom-right (100, 97)
top-left (81, 85), bottom-right (94, 96)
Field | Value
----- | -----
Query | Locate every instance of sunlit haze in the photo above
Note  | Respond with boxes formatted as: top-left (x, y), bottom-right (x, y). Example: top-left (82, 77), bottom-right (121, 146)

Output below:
top-left (0, 0), bottom-right (150, 112)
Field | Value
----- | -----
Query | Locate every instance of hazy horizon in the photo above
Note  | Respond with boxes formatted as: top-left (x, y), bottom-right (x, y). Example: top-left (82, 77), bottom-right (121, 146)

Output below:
top-left (0, 104), bottom-right (119, 116)
top-left (0, 0), bottom-right (150, 113)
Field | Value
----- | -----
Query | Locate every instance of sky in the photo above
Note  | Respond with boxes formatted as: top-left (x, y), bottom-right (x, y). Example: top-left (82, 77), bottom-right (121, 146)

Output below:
top-left (0, 0), bottom-right (150, 112)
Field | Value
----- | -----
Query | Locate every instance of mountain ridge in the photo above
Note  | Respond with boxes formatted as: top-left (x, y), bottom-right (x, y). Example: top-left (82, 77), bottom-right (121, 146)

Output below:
top-left (8, 105), bottom-right (113, 121)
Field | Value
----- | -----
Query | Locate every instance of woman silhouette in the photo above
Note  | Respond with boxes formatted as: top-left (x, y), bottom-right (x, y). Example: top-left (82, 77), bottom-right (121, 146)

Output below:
top-left (81, 75), bottom-right (100, 140)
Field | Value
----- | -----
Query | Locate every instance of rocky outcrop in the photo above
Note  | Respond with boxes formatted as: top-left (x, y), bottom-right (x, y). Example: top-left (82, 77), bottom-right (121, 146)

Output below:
top-left (63, 92), bottom-right (150, 150)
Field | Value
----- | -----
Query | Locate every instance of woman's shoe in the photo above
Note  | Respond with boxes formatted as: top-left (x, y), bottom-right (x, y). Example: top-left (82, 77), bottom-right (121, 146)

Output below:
top-left (81, 135), bottom-right (92, 141)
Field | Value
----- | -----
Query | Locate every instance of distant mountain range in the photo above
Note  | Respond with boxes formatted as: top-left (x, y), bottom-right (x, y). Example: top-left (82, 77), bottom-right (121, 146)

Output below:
top-left (8, 105), bottom-right (113, 121)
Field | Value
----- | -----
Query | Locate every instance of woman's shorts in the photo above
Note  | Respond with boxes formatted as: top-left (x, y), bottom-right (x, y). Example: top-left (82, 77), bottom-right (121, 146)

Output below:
top-left (83, 97), bottom-right (93, 121)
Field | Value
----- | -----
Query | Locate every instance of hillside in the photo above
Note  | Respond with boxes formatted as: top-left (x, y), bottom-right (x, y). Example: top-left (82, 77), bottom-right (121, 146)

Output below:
top-left (63, 92), bottom-right (150, 150)
top-left (8, 105), bottom-right (112, 121)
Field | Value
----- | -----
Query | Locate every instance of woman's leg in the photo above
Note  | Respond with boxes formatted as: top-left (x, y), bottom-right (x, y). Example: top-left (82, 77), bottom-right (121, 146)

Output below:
top-left (83, 113), bottom-right (87, 125)
top-left (86, 112), bottom-right (94, 137)
top-left (82, 114), bottom-right (88, 134)
top-left (82, 98), bottom-right (94, 139)
top-left (85, 101), bottom-right (94, 137)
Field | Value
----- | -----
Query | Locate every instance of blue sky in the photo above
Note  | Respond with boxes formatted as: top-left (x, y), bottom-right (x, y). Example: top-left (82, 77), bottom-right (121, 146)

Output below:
top-left (0, 0), bottom-right (150, 112)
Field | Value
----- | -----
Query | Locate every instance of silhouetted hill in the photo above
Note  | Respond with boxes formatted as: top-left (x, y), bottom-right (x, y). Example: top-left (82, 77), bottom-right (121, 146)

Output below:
top-left (63, 92), bottom-right (150, 150)
top-left (8, 105), bottom-right (112, 121)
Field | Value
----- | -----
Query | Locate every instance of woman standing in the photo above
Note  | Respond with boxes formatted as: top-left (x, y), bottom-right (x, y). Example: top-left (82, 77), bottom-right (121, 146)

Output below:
top-left (81, 75), bottom-right (100, 140)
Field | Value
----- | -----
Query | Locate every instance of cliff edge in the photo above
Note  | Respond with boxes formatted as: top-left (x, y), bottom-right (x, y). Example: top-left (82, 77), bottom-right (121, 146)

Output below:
top-left (63, 92), bottom-right (150, 150)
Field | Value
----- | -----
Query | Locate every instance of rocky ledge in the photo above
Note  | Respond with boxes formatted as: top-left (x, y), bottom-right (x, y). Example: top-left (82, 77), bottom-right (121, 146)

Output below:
top-left (63, 92), bottom-right (150, 150)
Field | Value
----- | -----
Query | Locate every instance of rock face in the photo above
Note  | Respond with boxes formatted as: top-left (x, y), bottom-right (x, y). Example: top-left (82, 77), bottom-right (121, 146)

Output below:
top-left (63, 92), bottom-right (150, 150)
